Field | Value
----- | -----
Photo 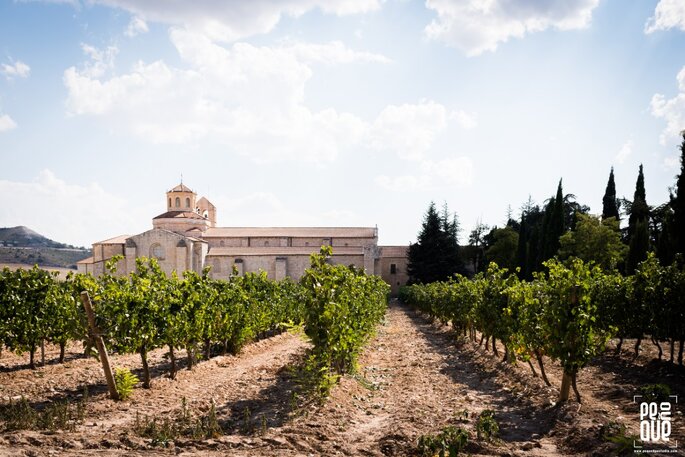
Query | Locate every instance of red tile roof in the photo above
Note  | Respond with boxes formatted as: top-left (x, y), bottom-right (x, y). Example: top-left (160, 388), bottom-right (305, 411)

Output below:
top-left (153, 211), bottom-right (206, 220)
top-left (169, 183), bottom-right (194, 193)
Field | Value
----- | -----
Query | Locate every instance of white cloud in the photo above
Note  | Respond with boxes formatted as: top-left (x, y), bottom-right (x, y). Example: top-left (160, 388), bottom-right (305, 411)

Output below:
top-left (93, 0), bottom-right (381, 41)
top-left (650, 65), bottom-right (685, 145)
top-left (63, 36), bottom-right (474, 165)
top-left (645, 0), bottom-right (685, 34)
top-left (285, 40), bottom-right (391, 65)
top-left (125, 16), bottom-right (149, 37)
top-left (368, 101), bottom-right (475, 160)
top-left (0, 170), bottom-right (147, 247)
top-left (615, 139), bottom-right (632, 164)
top-left (450, 110), bottom-right (477, 129)
top-left (0, 114), bottom-right (17, 132)
top-left (375, 157), bottom-right (474, 191)
top-left (424, 0), bottom-right (599, 56)
top-left (211, 191), bottom-right (363, 227)
top-left (664, 155), bottom-right (680, 169)
top-left (1, 60), bottom-right (31, 79)
top-left (63, 33), bottom-right (401, 163)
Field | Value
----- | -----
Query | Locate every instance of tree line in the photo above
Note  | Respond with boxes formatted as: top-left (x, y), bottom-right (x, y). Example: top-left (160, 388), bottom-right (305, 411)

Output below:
top-left (408, 132), bottom-right (685, 282)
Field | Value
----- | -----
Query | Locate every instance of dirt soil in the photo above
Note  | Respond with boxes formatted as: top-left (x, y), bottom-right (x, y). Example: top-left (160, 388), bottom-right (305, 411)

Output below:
top-left (1, 300), bottom-right (684, 456)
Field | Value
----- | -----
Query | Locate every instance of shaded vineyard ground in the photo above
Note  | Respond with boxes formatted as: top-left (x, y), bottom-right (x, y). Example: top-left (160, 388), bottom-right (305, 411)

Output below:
top-left (1, 300), bottom-right (684, 456)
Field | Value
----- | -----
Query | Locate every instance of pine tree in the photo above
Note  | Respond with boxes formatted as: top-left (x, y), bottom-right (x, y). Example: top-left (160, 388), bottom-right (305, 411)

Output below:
top-left (602, 167), bottom-right (619, 221)
top-left (626, 164), bottom-right (650, 273)
top-left (407, 202), bottom-right (462, 283)
top-left (672, 132), bottom-right (685, 257)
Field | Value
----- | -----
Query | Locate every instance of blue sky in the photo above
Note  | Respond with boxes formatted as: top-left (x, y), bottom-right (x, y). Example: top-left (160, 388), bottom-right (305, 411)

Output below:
top-left (0, 0), bottom-right (684, 248)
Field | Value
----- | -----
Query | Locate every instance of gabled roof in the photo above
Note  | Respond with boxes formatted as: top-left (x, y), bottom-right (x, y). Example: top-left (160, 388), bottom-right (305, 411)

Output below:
top-left (94, 235), bottom-right (129, 245)
top-left (153, 211), bottom-right (206, 220)
top-left (203, 227), bottom-right (377, 238)
top-left (128, 228), bottom-right (207, 244)
top-left (169, 183), bottom-right (194, 193)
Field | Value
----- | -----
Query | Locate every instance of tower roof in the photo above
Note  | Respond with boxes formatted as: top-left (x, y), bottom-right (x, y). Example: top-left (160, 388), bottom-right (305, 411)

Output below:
top-left (169, 183), bottom-right (194, 193)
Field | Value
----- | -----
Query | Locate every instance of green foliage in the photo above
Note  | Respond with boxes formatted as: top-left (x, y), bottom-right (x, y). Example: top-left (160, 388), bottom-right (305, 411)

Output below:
top-left (408, 202), bottom-right (463, 284)
top-left (599, 421), bottom-right (638, 456)
top-left (558, 213), bottom-right (627, 270)
top-left (602, 167), bottom-right (620, 221)
top-left (114, 367), bottom-right (139, 400)
top-left (639, 383), bottom-right (672, 403)
top-left (417, 425), bottom-right (469, 457)
top-left (133, 397), bottom-right (222, 446)
top-left (484, 226), bottom-right (519, 271)
top-left (0, 395), bottom-right (87, 432)
top-left (672, 132), bottom-right (685, 256)
top-left (541, 258), bottom-right (614, 376)
top-left (626, 164), bottom-right (651, 274)
top-left (300, 246), bottom-right (388, 395)
top-left (476, 409), bottom-right (499, 442)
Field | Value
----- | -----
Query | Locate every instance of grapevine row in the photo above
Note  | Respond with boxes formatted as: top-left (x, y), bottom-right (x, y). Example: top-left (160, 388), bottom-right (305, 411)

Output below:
top-left (0, 246), bottom-right (389, 395)
top-left (399, 254), bottom-right (685, 402)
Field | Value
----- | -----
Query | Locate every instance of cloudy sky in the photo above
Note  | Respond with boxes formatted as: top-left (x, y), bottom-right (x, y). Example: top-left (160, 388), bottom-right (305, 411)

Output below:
top-left (0, 0), bottom-right (684, 247)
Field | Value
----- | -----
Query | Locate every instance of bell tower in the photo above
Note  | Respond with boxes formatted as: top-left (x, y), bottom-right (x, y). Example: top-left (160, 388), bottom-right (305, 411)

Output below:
top-left (166, 183), bottom-right (196, 212)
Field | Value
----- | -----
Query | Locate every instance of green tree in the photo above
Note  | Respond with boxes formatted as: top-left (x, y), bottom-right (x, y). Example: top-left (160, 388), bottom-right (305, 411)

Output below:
top-left (408, 202), bottom-right (462, 283)
top-left (672, 132), bottom-right (685, 257)
top-left (484, 226), bottom-right (519, 271)
top-left (602, 167), bottom-right (620, 221)
top-left (558, 213), bottom-right (627, 270)
top-left (538, 180), bottom-right (566, 264)
top-left (626, 165), bottom-right (650, 273)
top-left (515, 213), bottom-right (528, 279)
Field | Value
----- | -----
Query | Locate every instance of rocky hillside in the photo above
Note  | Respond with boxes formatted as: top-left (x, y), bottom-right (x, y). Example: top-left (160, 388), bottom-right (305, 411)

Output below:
top-left (0, 226), bottom-right (91, 269)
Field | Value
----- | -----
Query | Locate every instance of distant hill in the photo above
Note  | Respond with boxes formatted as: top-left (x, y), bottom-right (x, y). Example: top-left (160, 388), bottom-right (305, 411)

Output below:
top-left (0, 226), bottom-right (91, 269)
top-left (0, 226), bottom-right (79, 249)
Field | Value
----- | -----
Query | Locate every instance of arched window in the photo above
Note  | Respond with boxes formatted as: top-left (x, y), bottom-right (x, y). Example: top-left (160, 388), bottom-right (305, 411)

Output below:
top-left (185, 197), bottom-right (190, 208)
top-left (264, 241), bottom-right (269, 246)
top-left (168, 198), bottom-right (172, 207)
top-left (175, 197), bottom-right (180, 208)
top-left (220, 241), bottom-right (225, 247)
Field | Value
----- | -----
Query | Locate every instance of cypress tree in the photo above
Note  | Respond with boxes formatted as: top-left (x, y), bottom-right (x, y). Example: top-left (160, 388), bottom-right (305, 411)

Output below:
top-left (551, 179), bottom-right (565, 248)
top-left (540, 180), bottom-right (566, 262)
top-left (602, 167), bottom-right (619, 221)
top-left (626, 164), bottom-right (650, 273)
top-left (538, 197), bottom-right (555, 265)
top-left (516, 213), bottom-right (528, 279)
top-left (673, 132), bottom-right (685, 257)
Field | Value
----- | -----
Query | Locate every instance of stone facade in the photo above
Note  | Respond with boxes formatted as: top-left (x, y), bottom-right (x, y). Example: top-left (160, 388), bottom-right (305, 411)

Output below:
top-left (78, 183), bottom-right (408, 294)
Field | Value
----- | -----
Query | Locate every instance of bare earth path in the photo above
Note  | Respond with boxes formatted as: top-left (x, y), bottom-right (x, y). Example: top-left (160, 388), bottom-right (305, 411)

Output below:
top-left (262, 300), bottom-right (567, 456)
top-left (1, 300), bottom-right (684, 456)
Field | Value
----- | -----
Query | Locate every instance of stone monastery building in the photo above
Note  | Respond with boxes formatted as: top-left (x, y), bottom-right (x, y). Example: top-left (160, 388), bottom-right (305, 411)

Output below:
top-left (78, 183), bottom-right (409, 295)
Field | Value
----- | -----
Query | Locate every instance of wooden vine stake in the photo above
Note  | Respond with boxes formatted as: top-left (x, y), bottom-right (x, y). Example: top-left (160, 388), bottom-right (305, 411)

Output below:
top-left (80, 291), bottom-right (120, 401)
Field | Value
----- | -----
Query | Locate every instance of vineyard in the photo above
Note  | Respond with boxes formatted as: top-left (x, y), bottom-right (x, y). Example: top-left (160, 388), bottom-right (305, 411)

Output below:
top-left (400, 254), bottom-right (685, 403)
top-left (0, 250), bottom-right (684, 455)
